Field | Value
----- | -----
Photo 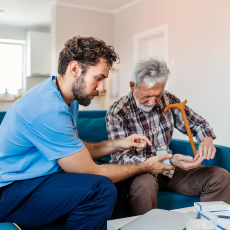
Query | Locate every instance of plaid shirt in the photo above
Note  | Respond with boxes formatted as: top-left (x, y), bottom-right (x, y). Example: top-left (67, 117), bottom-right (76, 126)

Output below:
top-left (106, 91), bottom-right (216, 178)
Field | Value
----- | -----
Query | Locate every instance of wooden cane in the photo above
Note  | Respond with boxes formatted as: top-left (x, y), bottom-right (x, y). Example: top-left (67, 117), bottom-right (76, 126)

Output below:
top-left (163, 100), bottom-right (197, 156)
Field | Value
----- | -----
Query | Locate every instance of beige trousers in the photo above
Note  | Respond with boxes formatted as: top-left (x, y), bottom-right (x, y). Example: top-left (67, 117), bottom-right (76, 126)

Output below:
top-left (129, 166), bottom-right (230, 216)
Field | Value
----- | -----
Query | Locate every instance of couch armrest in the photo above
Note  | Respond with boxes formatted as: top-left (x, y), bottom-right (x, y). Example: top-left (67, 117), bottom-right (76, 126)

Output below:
top-left (215, 144), bottom-right (230, 172)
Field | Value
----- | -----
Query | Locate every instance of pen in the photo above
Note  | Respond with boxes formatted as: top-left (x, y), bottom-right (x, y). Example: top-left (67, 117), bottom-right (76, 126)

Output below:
top-left (217, 215), bottom-right (230, 219)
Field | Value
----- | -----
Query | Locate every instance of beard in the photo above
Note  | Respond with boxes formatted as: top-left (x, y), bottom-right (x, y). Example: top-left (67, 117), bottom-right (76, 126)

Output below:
top-left (134, 92), bottom-right (155, 113)
top-left (72, 73), bottom-right (99, 106)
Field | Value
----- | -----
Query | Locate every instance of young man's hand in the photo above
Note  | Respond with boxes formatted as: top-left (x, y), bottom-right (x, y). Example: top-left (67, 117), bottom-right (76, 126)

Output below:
top-left (144, 154), bottom-right (175, 175)
top-left (117, 133), bottom-right (152, 152)
top-left (197, 137), bottom-right (216, 160)
top-left (171, 154), bottom-right (204, 170)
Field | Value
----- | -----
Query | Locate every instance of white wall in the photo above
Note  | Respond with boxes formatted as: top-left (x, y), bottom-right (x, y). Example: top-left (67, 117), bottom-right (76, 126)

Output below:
top-left (114, 0), bottom-right (230, 147)
top-left (51, 4), bottom-right (114, 110)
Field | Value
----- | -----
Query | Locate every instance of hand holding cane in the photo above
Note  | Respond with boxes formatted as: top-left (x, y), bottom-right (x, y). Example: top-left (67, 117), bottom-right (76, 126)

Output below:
top-left (164, 100), bottom-right (197, 156)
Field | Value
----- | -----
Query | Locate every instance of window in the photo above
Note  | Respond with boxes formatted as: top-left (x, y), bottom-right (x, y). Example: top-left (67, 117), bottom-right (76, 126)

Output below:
top-left (0, 39), bottom-right (25, 95)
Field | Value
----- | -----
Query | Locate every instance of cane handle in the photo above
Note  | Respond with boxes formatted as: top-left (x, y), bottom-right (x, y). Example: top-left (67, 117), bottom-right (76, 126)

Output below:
top-left (164, 100), bottom-right (197, 156)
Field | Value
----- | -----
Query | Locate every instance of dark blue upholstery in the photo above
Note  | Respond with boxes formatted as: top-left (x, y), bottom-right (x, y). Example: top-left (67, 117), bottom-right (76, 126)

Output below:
top-left (0, 110), bottom-right (230, 229)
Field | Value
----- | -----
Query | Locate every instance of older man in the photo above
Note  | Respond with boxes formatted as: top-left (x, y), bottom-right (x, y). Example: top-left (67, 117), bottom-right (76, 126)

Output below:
top-left (106, 57), bottom-right (230, 216)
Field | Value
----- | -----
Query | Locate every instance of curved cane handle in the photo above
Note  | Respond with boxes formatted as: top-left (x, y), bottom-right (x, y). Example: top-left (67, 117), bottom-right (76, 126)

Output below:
top-left (164, 100), bottom-right (197, 156)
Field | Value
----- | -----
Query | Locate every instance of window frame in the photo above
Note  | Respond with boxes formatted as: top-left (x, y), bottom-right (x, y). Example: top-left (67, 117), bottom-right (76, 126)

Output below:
top-left (0, 38), bottom-right (26, 97)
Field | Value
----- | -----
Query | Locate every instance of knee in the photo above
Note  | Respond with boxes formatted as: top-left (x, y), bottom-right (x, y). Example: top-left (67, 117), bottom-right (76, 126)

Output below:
top-left (130, 173), bottom-right (158, 196)
top-left (207, 167), bottom-right (230, 187)
top-left (97, 176), bottom-right (118, 206)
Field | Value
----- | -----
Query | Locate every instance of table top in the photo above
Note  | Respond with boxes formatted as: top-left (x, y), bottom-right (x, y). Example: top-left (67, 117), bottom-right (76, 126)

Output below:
top-left (107, 207), bottom-right (195, 228)
top-left (172, 206), bottom-right (195, 213)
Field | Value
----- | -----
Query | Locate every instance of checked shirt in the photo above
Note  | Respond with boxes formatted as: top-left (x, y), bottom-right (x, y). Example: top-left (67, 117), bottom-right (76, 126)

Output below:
top-left (106, 91), bottom-right (216, 178)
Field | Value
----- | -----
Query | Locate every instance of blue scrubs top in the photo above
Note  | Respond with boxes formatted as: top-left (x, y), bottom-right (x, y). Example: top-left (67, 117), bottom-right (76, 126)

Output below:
top-left (0, 76), bottom-right (85, 187)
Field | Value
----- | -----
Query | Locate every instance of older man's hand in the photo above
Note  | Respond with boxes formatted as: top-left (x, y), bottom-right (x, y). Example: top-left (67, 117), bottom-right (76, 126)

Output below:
top-left (171, 154), bottom-right (204, 171)
top-left (197, 137), bottom-right (216, 160)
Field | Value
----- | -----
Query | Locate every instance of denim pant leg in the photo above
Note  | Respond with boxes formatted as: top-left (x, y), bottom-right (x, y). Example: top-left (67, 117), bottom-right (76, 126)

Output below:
top-left (0, 173), bottom-right (117, 230)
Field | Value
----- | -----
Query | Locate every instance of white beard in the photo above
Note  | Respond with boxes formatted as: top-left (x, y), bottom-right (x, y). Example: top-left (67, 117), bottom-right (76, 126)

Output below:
top-left (134, 93), bottom-right (155, 113)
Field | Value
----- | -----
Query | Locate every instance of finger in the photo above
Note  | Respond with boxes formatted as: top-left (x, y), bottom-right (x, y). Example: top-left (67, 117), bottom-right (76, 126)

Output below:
top-left (193, 154), bottom-right (200, 161)
top-left (211, 147), bottom-right (216, 159)
top-left (156, 162), bottom-right (175, 172)
top-left (186, 156), bottom-right (204, 169)
top-left (131, 141), bottom-right (146, 149)
top-left (133, 134), bottom-right (152, 146)
top-left (207, 146), bottom-right (212, 160)
top-left (155, 154), bottom-right (172, 162)
top-left (198, 143), bottom-right (204, 157)
top-left (136, 144), bottom-right (145, 152)
top-left (162, 165), bottom-right (175, 171)
top-left (183, 156), bottom-right (204, 169)
top-left (203, 144), bottom-right (208, 159)
top-left (135, 139), bottom-right (143, 152)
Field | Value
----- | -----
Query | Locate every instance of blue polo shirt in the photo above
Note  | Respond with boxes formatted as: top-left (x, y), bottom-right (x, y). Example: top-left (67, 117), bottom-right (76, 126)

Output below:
top-left (0, 76), bottom-right (85, 187)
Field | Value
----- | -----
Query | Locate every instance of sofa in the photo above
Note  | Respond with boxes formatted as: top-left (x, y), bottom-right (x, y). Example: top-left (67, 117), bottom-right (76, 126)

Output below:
top-left (0, 110), bottom-right (230, 229)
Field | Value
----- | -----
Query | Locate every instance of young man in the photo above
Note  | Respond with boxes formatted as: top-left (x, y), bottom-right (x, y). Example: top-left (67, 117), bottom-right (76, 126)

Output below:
top-left (0, 37), bottom-right (175, 230)
top-left (106, 57), bottom-right (230, 216)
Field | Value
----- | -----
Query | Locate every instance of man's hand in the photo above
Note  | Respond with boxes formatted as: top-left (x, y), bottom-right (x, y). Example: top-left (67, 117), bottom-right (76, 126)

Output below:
top-left (197, 137), bottom-right (216, 160)
top-left (117, 133), bottom-right (152, 152)
top-left (171, 154), bottom-right (204, 170)
top-left (144, 154), bottom-right (175, 175)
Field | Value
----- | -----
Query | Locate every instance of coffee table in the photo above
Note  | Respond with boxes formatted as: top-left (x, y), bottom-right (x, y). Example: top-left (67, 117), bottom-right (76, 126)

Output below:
top-left (107, 206), bottom-right (195, 229)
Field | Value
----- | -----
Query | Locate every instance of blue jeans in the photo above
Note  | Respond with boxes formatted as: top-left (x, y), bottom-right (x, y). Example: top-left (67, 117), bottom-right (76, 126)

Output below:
top-left (0, 173), bottom-right (117, 230)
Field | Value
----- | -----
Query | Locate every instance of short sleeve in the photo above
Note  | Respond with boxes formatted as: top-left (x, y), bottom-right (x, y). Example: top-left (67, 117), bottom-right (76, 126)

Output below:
top-left (25, 109), bottom-right (85, 161)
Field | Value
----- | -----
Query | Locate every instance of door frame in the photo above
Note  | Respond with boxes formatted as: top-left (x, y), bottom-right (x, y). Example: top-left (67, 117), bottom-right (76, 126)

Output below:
top-left (133, 24), bottom-right (168, 63)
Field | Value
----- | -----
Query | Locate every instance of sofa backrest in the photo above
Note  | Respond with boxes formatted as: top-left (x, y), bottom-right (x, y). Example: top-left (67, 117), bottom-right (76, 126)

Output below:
top-left (77, 110), bottom-right (108, 142)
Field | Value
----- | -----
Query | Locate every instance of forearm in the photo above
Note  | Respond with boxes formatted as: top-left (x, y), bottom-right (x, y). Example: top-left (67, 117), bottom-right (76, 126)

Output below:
top-left (83, 139), bottom-right (120, 160)
top-left (94, 162), bottom-right (146, 183)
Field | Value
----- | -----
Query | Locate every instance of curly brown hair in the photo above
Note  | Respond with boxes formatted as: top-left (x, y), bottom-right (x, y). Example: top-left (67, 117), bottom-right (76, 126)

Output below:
top-left (58, 36), bottom-right (119, 75)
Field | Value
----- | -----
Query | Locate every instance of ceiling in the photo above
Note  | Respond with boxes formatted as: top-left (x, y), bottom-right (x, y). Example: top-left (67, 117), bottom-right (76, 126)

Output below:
top-left (0, 0), bottom-right (139, 27)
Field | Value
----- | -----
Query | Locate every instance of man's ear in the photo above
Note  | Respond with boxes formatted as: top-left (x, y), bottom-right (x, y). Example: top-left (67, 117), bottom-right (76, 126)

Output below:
top-left (69, 61), bottom-right (81, 78)
top-left (130, 81), bottom-right (135, 93)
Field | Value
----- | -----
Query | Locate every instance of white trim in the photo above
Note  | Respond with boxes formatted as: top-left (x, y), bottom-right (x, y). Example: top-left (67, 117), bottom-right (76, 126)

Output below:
top-left (133, 24), bottom-right (168, 63)
top-left (0, 39), bottom-right (25, 44)
top-left (113, 0), bottom-right (141, 14)
top-left (0, 39), bottom-right (26, 95)
top-left (57, 2), bottom-right (114, 14)
top-left (56, 0), bottom-right (141, 14)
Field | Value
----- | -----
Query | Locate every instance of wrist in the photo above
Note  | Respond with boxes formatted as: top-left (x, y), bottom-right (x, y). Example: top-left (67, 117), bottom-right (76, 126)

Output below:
top-left (171, 155), bottom-right (177, 166)
top-left (113, 139), bottom-right (123, 151)
top-left (202, 136), bottom-right (213, 143)
top-left (141, 160), bottom-right (150, 173)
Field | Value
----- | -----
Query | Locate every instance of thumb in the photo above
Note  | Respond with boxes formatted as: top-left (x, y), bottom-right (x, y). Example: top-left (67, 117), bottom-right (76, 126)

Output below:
top-left (156, 154), bottom-right (172, 162)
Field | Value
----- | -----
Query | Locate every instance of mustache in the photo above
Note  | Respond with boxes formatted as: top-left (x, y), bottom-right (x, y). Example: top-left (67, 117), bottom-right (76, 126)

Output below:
top-left (89, 92), bottom-right (99, 97)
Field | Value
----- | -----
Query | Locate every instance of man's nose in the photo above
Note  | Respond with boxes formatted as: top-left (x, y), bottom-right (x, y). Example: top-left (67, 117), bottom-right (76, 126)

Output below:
top-left (96, 80), bottom-right (104, 93)
top-left (148, 97), bottom-right (156, 106)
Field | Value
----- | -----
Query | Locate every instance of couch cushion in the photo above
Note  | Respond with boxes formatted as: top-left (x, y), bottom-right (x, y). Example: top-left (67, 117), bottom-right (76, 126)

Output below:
top-left (157, 191), bottom-right (199, 210)
top-left (0, 223), bottom-right (21, 230)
